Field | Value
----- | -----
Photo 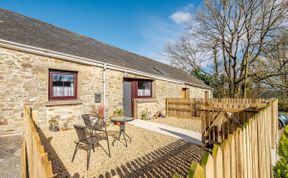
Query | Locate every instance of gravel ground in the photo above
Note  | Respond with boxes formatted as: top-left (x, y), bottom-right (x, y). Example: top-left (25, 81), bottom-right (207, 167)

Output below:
top-left (150, 117), bottom-right (202, 133)
top-left (41, 124), bottom-right (204, 178)
top-left (0, 135), bottom-right (23, 178)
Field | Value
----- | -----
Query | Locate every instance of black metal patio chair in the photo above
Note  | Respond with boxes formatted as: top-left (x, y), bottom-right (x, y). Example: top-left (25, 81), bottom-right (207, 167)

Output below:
top-left (71, 124), bottom-right (97, 170)
top-left (82, 114), bottom-right (95, 131)
top-left (82, 114), bottom-right (111, 157)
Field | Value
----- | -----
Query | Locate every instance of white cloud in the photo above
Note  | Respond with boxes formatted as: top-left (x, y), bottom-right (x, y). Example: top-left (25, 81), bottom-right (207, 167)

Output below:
top-left (133, 3), bottom-right (196, 63)
top-left (170, 11), bottom-right (192, 25)
top-left (134, 16), bottom-right (184, 63)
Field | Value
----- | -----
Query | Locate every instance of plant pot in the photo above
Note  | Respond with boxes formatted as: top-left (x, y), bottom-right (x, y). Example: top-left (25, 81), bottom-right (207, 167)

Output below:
top-left (114, 121), bottom-right (121, 126)
top-left (61, 127), bottom-right (69, 131)
top-left (49, 125), bottom-right (59, 132)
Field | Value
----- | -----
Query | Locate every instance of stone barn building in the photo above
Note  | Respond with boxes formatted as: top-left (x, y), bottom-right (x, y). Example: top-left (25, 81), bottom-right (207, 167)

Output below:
top-left (0, 9), bottom-right (212, 133)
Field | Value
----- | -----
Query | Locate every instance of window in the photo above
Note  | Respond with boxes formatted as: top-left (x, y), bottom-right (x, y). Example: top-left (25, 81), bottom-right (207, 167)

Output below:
top-left (137, 80), bottom-right (152, 97)
top-left (49, 70), bottom-right (77, 100)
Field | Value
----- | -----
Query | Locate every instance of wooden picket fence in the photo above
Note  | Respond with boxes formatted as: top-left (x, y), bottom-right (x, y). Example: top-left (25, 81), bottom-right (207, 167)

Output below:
top-left (166, 98), bottom-right (267, 119)
top-left (199, 102), bottom-right (269, 144)
top-left (166, 98), bottom-right (269, 144)
top-left (182, 99), bottom-right (278, 178)
top-left (20, 105), bottom-right (55, 178)
top-left (166, 98), bottom-right (202, 118)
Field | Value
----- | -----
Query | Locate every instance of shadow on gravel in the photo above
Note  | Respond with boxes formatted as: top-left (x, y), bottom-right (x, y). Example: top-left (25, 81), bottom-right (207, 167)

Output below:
top-left (98, 140), bottom-right (204, 178)
top-left (36, 127), bottom-right (80, 178)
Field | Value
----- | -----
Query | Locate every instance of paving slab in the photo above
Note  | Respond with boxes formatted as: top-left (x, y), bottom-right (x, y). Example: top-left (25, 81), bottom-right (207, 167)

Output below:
top-left (129, 119), bottom-right (202, 144)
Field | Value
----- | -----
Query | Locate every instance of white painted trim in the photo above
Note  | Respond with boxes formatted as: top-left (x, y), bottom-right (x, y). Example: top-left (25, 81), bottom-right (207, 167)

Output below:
top-left (0, 39), bottom-right (213, 90)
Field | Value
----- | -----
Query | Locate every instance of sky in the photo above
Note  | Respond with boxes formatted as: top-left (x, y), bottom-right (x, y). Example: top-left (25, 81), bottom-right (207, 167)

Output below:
top-left (1, 0), bottom-right (202, 63)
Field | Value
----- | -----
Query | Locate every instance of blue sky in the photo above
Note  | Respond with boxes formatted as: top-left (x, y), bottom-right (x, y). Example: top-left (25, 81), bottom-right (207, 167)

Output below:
top-left (1, 0), bottom-right (201, 63)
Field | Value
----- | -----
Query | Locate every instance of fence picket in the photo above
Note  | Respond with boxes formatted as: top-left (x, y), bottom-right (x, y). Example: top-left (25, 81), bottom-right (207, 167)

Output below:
top-left (186, 99), bottom-right (276, 178)
top-left (222, 140), bottom-right (231, 178)
top-left (188, 161), bottom-right (205, 178)
top-left (212, 145), bottom-right (223, 178)
top-left (21, 106), bottom-right (54, 178)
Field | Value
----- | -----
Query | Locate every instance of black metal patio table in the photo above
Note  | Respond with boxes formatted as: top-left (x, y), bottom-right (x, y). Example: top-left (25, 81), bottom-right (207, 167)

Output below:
top-left (111, 117), bottom-right (134, 147)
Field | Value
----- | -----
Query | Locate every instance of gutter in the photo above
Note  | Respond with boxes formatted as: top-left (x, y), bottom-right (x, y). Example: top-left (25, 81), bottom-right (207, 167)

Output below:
top-left (0, 39), bottom-right (213, 90)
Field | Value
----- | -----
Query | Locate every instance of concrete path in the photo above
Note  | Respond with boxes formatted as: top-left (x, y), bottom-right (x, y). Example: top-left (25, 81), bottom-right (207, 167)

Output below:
top-left (129, 119), bottom-right (202, 144)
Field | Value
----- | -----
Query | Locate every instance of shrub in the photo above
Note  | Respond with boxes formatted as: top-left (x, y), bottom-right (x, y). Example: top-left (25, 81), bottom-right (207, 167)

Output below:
top-left (140, 109), bottom-right (151, 120)
top-left (113, 108), bottom-right (124, 116)
top-left (48, 117), bottom-right (59, 132)
top-left (274, 126), bottom-right (288, 178)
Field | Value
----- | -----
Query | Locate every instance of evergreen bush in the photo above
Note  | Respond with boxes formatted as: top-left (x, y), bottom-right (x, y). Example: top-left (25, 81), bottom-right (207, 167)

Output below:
top-left (274, 126), bottom-right (288, 177)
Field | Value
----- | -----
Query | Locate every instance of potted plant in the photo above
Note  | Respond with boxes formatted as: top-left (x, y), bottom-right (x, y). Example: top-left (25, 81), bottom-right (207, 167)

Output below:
top-left (48, 117), bottom-right (59, 132)
top-left (140, 109), bottom-right (151, 120)
top-left (90, 105), bottom-right (105, 118)
top-left (97, 105), bottom-right (105, 119)
top-left (112, 108), bottom-right (124, 126)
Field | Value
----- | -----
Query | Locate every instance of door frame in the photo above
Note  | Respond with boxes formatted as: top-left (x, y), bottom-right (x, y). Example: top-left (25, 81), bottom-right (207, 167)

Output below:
top-left (123, 78), bottom-right (153, 118)
top-left (181, 88), bottom-right (190, 99)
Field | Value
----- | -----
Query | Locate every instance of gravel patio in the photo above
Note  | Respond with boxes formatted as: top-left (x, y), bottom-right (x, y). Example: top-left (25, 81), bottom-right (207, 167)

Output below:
top-left (41, 123), bottom-right (204, 178)
top-left (0, 135), bottom-right (22, 178)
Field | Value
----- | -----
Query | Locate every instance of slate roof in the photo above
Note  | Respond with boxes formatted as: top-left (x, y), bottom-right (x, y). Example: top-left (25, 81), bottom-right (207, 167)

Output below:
top-left (0, 8), bottom-right (210, 88)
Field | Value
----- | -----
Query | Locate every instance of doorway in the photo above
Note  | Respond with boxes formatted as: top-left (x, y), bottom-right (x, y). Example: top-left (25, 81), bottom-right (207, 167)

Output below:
top-left (181, 88), bottom-right (189, 99)
top-left (123, 79), bottom-right (153, 117)
top-left (123, 80), bottom-right (132, 117)
top-left (205, 91), bottom-right (209, 99)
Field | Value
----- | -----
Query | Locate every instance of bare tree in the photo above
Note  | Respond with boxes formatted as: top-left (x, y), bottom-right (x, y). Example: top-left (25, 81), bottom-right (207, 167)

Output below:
top-left (166, 0), bottom-right (288, 98)
top-left (256, 32), bottom-right (288, 95)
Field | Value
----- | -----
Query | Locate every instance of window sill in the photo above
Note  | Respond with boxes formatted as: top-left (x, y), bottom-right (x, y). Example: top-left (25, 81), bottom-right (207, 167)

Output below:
top-left (45, 100), bottom-right (82, 107)
top-left (135, 98), bottom-right (157, 103)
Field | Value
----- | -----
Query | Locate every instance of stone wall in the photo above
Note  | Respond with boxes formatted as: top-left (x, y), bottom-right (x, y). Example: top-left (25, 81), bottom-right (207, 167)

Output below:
top-left (0, 47), bottom-right (212, 134)
top-left (0, 47), bottom-right (104, 133)
top-left (105, 69), bottom-right (124, 116)
top-left (135, 80), bottom-right (212, 119)
top-left (136, 100), bottom-right (159, 120)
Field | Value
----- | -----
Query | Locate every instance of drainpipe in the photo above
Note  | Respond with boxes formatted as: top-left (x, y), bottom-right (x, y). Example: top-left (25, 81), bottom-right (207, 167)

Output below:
top-left (103, 63), bottom-right (107, 120)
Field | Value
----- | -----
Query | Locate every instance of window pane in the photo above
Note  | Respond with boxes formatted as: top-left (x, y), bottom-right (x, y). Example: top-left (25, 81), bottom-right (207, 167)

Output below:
top-left (51, 73), bottom-right (75, 97)
top-left (138, 81), bottom-right (151, 96)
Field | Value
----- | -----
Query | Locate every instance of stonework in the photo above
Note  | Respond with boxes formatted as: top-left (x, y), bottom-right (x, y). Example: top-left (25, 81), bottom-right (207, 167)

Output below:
top-left (0, 47), bottom-right (212, 135)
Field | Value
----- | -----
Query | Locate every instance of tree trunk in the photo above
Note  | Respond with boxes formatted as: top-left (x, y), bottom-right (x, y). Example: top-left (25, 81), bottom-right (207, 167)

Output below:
top-left (242, 53), bottom-right (250, 98)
